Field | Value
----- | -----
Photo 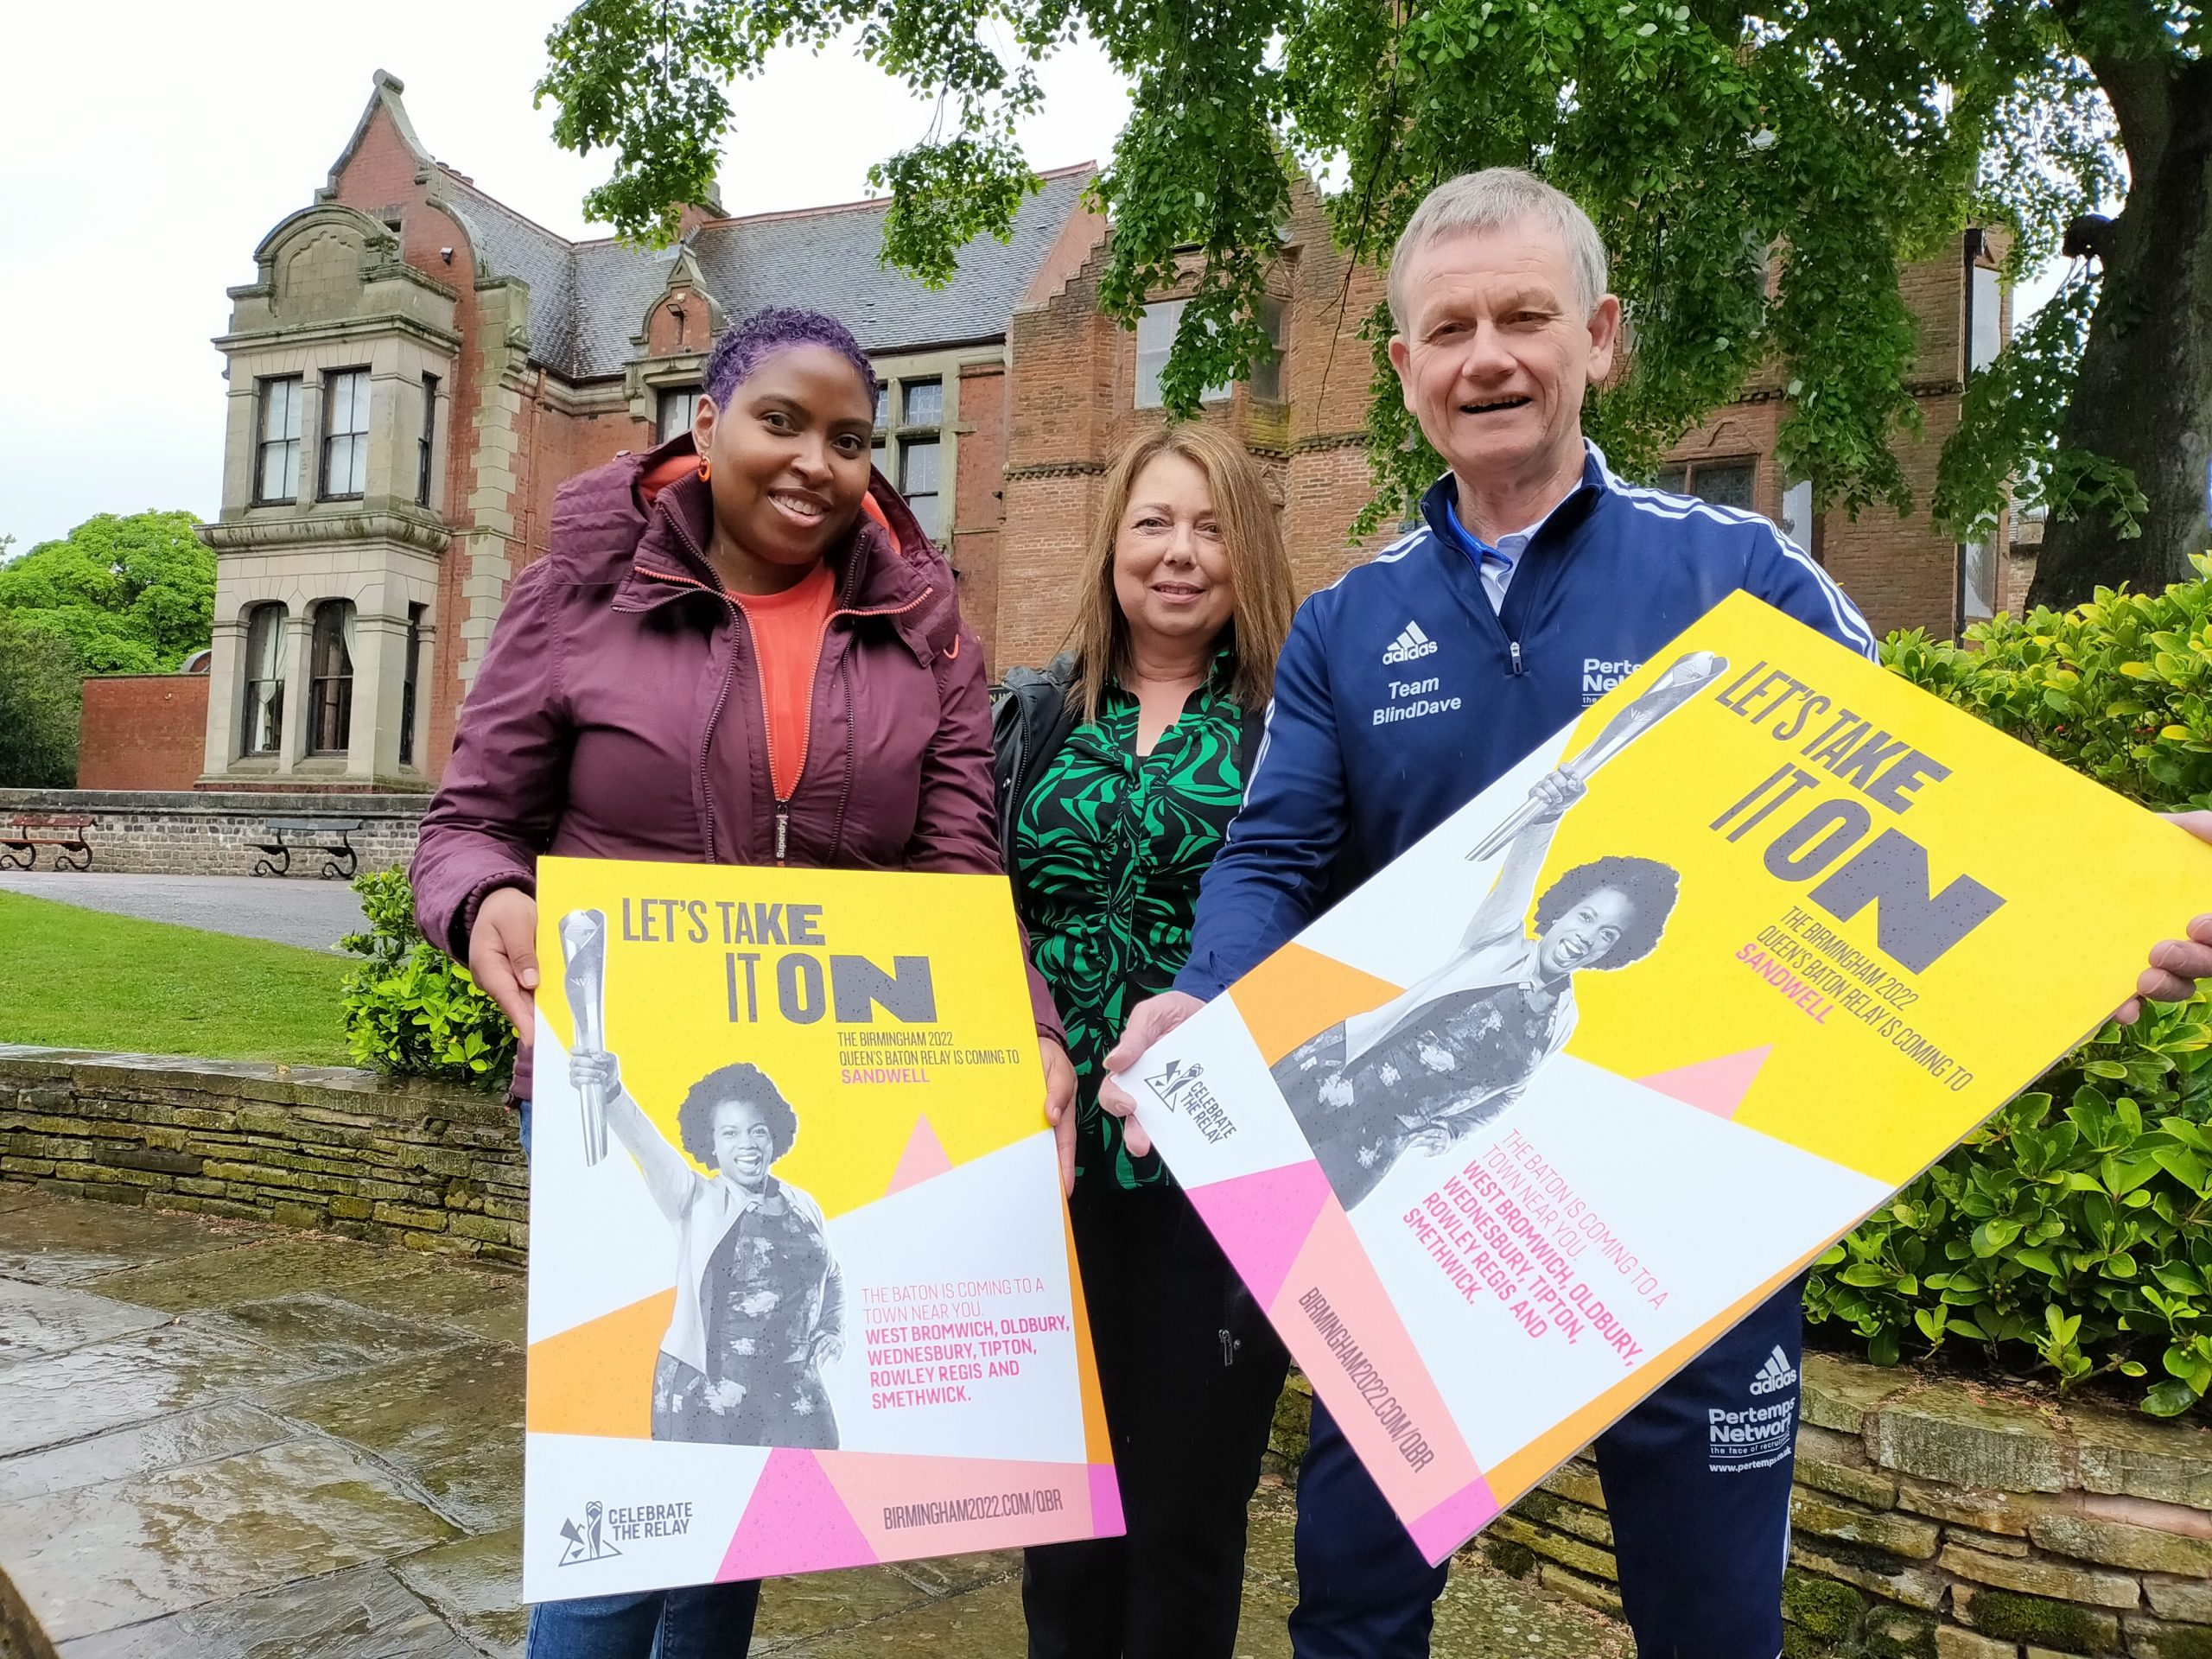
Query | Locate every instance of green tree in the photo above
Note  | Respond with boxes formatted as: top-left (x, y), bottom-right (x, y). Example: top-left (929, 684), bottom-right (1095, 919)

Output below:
top-left (537, 0), bottom-right (2207, 607)
top-left (0, 613), bottom-right (82, 788)
top-left (0, 511), bottom-right (213, 673)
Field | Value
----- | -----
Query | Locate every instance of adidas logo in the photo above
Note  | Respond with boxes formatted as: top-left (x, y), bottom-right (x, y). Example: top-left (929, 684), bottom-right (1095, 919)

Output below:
top-left (1382, 620), bottom-right (1439, 664)
top-left (1749, 1344), bottom-right (1799, 1395)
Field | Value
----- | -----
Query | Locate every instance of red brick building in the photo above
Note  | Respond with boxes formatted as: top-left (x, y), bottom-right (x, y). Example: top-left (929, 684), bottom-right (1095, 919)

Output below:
top-left (995, 184), bottom-right (2016, 667)
top-left (193, 71), bottom-right (1096, 792)
top-left (181, 72), bottom-right (2007, 795)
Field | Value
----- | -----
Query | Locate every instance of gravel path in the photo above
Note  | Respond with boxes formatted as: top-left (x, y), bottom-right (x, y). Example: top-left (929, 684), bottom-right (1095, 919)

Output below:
top-left (0, 872), bottom-right (367, 954)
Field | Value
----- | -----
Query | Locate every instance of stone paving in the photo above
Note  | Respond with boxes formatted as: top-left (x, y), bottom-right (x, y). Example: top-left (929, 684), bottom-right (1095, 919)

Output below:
top-left (0, 1183), bottom-right (1633, 1657)
top-left (0, 874), bottom-right (367, 955)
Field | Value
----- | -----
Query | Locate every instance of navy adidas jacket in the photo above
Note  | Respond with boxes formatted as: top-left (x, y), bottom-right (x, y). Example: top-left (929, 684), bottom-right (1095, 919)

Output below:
top-left (1174, 442), bottom-right (1878, 1000)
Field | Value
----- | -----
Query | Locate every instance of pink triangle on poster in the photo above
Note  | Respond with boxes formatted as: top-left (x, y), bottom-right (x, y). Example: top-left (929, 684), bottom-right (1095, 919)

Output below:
top-left (886, 1115), bottom-right (955, 1194)
top-left (718, 1447), bottom-right (876, 1580)
top-left (1637, 1046), bottom-right (1772, 1119)
top-left (1185, 1160), bottom-right (1334, 1308)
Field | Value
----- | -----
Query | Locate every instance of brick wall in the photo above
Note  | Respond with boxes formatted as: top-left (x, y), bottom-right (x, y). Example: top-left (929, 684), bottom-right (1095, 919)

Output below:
top-left (75, 676), bottom-right (210, 791)
top-left (0, 789), bottom-right (423, 877)
top-left (954, 358), bottom-right (1012, 672)
top-left (998, 194), bottom-right (1996, 668)
top-left (0, 1048), bottom-right (523, 1263)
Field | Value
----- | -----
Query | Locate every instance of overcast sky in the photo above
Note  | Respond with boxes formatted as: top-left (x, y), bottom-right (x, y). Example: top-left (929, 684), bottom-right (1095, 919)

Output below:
top-left (0, 7), bottom-right (2069, 553)
top-left (0, 3), bottom-right (1131, 551)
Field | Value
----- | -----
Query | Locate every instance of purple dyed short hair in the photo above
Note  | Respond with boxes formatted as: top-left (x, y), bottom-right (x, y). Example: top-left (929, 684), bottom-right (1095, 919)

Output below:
top-left (702, 308), bottom-right (879, 414)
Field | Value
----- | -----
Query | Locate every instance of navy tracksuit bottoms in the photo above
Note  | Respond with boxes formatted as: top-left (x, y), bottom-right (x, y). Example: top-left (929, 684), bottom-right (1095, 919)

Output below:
top-left (1287, 1274), bottom-right (1808, 1659)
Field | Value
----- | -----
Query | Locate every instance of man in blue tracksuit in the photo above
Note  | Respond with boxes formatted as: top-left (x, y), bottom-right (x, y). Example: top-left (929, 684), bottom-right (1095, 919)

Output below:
top-left (1097, 168), bottom-right (1879, 1657)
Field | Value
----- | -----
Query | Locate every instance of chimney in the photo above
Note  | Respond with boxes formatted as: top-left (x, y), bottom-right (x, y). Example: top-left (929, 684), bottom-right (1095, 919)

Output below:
top-left (676, 171), bottom-right (728, 238)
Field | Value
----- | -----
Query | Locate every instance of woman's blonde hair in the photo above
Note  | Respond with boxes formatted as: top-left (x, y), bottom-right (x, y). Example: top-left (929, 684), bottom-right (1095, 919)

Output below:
top-left (1065, 424), bottom-right (1296, 723)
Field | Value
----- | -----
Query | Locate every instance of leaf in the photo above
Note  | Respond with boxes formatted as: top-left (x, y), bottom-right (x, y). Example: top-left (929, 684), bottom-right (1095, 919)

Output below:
top-left (2152, 1145), bottom-right (2212, 1193)
top-left (1972, 1217), bottom-right (2024, 1256)
top-left (2143, 1379), bottom-right (2202, 1417)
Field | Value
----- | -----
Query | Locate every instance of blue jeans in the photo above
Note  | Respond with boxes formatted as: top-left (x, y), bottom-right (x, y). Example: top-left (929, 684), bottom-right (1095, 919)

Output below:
top-left (518, 1099), bottom-right (766, 1659)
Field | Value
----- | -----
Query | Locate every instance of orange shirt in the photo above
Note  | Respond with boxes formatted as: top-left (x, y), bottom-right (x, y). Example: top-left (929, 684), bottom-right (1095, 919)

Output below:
top-left (730, 558), bottom-right (837, 802)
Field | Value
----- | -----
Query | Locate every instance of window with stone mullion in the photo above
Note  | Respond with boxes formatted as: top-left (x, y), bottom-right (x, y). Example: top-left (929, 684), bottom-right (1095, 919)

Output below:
top-left (257, 378), bottom-right (302, 504)
top-left (321, 368), bottom-right (372, 499)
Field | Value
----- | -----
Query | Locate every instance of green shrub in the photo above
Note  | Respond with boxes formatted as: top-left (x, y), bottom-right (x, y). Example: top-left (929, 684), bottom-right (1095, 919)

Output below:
top-left (339, 868), bottom-right (517, 1090)
top-left (1807, 558), bottom-right (2212, 1414)
top-left (0, 613), bottom-right (82, 787)
top-left (1881, 556), bottom-right (2212, 810)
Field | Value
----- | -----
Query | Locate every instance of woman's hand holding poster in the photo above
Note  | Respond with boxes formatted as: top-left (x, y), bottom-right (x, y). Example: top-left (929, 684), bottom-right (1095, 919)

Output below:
top-left (523, 862), bottom-right (1117, 1601)
top-left (1125, 591), bottom-right (2212, 1565)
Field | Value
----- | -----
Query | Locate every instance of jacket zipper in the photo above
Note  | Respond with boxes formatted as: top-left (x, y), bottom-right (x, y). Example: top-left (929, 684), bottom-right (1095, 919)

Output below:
top-left (652, 513), bottom-right (933, 866)
top-left (642, 544), bottom-right (744, 861)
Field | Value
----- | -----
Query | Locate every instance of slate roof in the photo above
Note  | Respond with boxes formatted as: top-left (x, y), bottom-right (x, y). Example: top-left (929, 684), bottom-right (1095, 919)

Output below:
top-left (436, 166), bottom-right (1091, 382)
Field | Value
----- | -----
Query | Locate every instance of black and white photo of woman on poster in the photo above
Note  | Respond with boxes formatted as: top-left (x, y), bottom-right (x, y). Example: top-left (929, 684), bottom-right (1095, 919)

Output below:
top-left (567, 1047), bottom-right (847, 1449)
top-left (1268, 655), bottom-right (1731, 1211)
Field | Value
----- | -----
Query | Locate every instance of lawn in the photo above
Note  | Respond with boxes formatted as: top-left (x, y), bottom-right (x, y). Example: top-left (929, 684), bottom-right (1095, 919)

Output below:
top-left (0, 891), bottom-right (352, 1065)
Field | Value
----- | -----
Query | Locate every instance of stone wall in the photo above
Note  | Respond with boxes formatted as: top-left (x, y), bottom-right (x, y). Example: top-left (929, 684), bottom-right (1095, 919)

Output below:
top-left (1271, 1356), bottom-right (2212, 1656)
top-left (0, 1048), bottom-right (522, 1265)
top-left (0, 788), bottom-right (424, 877)
top-left (13, 1041), bottom-right (2211, 1658)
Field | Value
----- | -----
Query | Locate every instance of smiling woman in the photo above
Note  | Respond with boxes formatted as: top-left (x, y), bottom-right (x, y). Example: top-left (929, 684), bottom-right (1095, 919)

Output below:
top-left (990, 425), bottom-right (1298, 1659)
top-left (570, 1045), bottom-right (844, 1451)
top-left (407, 303), bottom-right (1071, 1659)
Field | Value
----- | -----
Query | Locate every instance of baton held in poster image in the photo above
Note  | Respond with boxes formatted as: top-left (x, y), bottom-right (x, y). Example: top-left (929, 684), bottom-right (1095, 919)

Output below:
top-left (524, 861), bottom-right (1119, 1601)
top-left (1130, 592), bottom-right (2212, 1563)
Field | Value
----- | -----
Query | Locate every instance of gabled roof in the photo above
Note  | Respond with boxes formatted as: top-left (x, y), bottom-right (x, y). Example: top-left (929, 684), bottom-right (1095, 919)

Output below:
top-left (683, 169), bottom-right (1095, 365)
top-left (327, 73), bottom-right (1091, 379)
top-left (440, 159), bottom-right (1092, 381)
top-left (435, 170), bottom-right (583, 371)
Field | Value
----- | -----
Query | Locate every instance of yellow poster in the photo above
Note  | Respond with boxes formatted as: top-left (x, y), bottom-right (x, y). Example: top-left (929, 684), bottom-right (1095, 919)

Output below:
top-left (1129, 591), bottom-right (2212, 1562)
top-left (522, 860), bottom-right (1117, 1601)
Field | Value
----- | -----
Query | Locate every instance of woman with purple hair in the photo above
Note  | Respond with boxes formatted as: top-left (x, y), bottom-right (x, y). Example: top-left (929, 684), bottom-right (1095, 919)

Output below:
top-left (412, 307), bottom-right (1077, 1658)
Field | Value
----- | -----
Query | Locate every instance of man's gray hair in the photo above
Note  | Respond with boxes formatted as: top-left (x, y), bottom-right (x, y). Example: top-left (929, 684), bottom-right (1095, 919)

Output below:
top-left (1387, 168), bottom-right (1611, 330)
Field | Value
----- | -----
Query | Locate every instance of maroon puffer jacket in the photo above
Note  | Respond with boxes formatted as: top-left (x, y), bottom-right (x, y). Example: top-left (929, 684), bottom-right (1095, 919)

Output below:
top-left (411, 438), bottom-right (1063, 1095)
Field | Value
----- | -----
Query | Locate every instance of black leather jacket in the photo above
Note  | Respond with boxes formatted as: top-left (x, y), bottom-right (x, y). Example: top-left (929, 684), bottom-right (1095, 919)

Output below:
top-left (988, 652), bottom-right (1081, 912)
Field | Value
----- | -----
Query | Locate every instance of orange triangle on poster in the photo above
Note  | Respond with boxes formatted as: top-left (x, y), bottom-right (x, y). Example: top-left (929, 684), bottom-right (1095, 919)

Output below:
top-left (1637, 1046), bottom-right (1773, 1119)
top-left (886, 1114), bottom-right (955, 1194)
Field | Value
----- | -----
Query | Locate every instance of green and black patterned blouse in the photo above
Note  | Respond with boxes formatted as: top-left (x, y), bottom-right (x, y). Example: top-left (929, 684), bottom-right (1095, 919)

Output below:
top-left (1013, 660), bottom-right (1252, 1192)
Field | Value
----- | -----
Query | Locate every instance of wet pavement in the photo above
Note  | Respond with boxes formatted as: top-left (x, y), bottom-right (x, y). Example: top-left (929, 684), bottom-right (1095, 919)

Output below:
top-left (0, 874), bottom-right (366, 954)
top-left (0, 1183), bottom-right (1632, 1656)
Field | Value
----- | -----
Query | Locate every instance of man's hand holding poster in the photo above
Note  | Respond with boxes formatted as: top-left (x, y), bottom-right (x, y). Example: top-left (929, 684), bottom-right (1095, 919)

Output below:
top-left (523, 861), bottom-right (1117, 1600)
top-left (1124, 591), bottom-right (2212, 1564)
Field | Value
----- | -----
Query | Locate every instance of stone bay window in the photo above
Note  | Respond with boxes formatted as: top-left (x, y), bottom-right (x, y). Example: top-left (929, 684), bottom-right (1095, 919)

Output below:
top-left (200, 186), bottom-right (454, 786)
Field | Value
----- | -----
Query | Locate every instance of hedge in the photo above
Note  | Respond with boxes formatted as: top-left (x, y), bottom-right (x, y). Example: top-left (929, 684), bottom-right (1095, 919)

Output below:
top-left (1808, 558), bottom-right (2212, 1414)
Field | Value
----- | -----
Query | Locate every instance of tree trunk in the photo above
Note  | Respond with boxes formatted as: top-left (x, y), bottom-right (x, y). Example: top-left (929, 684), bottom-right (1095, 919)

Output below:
top-left (2028, 54), bottom-right (2212, 611)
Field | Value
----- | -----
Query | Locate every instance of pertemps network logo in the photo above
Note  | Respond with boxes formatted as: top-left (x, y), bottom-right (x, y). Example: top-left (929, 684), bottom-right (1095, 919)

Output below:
top-left (1708, 1347), bottom-right (1798, 1471)
top-left (1382, 620), bottom-right (1440, 665)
